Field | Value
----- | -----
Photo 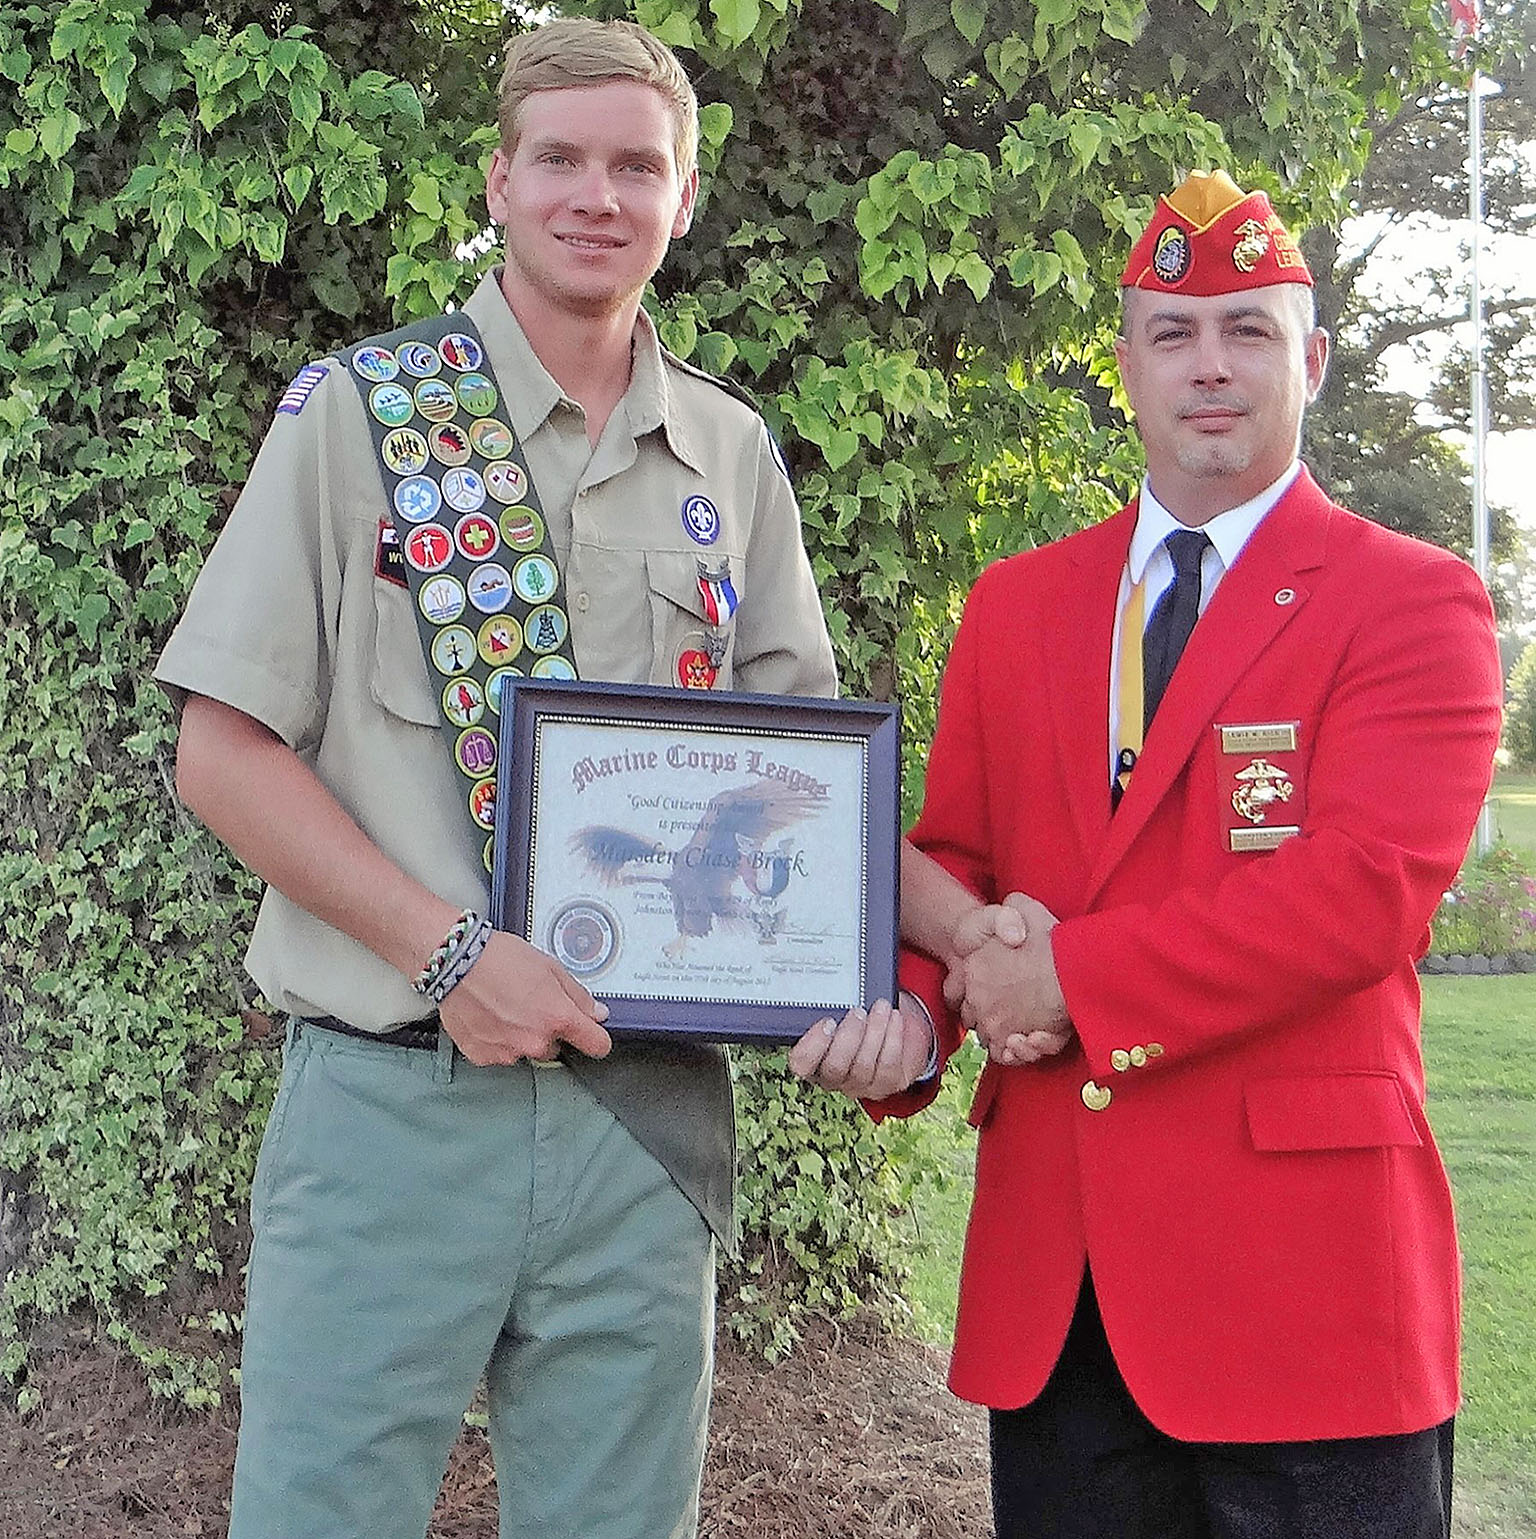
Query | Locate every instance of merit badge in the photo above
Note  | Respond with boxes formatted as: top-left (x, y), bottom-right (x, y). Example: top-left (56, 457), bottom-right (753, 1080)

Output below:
top-left (467, 562), bottom-right (513, 614)
top-left (456, 372), bottom-right (498, 415)
top-left (352, 345), bottom-right (399, 383)
top-left (547, 900), bottom-right (620, 979)
top-left (442, 677), bottom-right (486, 729)
top-left (513, 554), bottom-right (558, 604)
top-left (455, 726), bottom-right (497, 778)
top-left (680, 493), bottom-right (719, 545)
top-left (374, 518), bottom-right (407, 588)
top-left (469, 777), bottom-right (497, 831)
top-left (485, 460), bottom-right (528, 505)
top-left (524, 604), bottom-right (569, 654)
top-left (439, 333), bottom-right (484, 372)
top-left (396, 340), bottom-right (442, 378)
top-left (393, 475), bottom-right (442, 524)
top-left (500, 507), bottom-right (544, 551)
top-left (430, 625), bottom-right (477, 676)
top-left (485, 665), bottom-right (522, 712)
top-left (468, 417), bottom-right (513, 460)
top-left (478, 615), bottom-right (522, 666)
top-left (1231, 218), bottom-right (1270, 274)
top-left (1151, 225), bottom-right (1191, 285)
top-left (277, 362), bottom-right (329, 416)
top-left (483, 834), bottom-right (495, 874)
top-left (414, 378), bottom-right (459, 423)
top-left (381, 428), bottom-right (430, 476)
top-left (369, 382), bottom-right (416, 428)
top-left (695, 558), bottom-right (739, 627)
top-left (1230, 757), bottom-right (1294, 824)
top-left (429, 422), bottom-right (472, 467)
top-left (531, 655), bottom-right (577, 680)
top-left (418, 574), bottom-right (467, 625)
top-left (403, 523), bottom-right (453, 574)
top-left (442, 468), bottom-right (488, 516)
top-left (454, 510), bottom-right (498, 560)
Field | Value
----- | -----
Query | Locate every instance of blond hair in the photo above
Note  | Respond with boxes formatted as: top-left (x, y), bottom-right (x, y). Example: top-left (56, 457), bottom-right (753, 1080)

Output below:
top-left (497, 18), bottom-right (698, 181)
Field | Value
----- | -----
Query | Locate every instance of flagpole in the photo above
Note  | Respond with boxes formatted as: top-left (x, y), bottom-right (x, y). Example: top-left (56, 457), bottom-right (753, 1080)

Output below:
top-left (1468, 42), bottom-right (1496, 854)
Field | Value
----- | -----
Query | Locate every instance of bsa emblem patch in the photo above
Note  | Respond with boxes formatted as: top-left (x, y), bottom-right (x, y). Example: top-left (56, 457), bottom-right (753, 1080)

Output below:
top-left (1151, 225), bottom-right (1191, 285)
top-left (681, 494), bottom-right (720, 545)
top-left (1231, 218), bottom-right (1270, 274)
top-left (1231, 757), bottom-right (1294, 824)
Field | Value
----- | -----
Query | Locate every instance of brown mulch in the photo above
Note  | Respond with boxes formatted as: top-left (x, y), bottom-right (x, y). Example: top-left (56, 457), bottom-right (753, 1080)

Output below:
top-left (0, 1314), bottom-right (990, 1538)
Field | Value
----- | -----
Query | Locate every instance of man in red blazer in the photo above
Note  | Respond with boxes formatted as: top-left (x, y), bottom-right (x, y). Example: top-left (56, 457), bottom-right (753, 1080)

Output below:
top-left (793, 171), bottom-right (1503, 1537)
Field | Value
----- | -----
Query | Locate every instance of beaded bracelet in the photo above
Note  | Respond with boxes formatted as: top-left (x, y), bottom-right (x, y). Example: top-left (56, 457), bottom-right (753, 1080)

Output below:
top-left (411, 908), bottom-right (478, 996)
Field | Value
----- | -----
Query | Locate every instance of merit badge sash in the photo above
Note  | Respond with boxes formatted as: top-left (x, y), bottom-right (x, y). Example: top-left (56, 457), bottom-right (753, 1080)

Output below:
top-left (344, 314), bottom-right (578, 873)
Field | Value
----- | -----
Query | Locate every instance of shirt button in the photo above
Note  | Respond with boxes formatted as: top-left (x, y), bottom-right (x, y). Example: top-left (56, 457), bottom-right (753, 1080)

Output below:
top-left (575, 593), bottom-right (590, 611)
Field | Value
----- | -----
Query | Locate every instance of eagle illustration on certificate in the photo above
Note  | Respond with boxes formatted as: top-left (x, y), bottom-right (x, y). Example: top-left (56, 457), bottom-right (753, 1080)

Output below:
top-left (527, 718), bottom-right (866, 1009)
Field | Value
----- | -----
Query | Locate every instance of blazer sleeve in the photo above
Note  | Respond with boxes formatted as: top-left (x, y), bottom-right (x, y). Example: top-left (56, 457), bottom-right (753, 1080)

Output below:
top-left (1053, 549), bottom-right (1502, 1079)
top-left (867, 573), bottom-right (1001, 1120)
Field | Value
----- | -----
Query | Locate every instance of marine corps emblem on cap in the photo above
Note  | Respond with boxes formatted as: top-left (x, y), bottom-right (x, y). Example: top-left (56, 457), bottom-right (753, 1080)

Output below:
top-left (1121, 169), bottom-right (1313, 297)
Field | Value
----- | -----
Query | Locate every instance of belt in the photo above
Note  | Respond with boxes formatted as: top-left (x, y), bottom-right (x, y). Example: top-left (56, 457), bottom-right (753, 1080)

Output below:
top-left (302, 1013), bottom-right (564, 1065)
top-left (306, 1013), bottom-right (440, 1050)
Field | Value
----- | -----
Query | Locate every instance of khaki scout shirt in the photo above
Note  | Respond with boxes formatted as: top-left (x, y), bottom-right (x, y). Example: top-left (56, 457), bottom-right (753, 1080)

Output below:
top-left (156, 269), bottom-right (837, 1240)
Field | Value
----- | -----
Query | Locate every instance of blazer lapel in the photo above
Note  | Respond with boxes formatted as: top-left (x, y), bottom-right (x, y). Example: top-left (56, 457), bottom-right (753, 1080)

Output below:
top-left (1046, 508), bottom-right (1136, 859)
top-left (1081, 473), bottom-right (1334, 908)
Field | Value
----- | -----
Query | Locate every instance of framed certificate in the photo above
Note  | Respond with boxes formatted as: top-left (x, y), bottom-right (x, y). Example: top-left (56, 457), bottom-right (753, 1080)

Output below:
top-left (490, 679), bottom-right (899, 1045)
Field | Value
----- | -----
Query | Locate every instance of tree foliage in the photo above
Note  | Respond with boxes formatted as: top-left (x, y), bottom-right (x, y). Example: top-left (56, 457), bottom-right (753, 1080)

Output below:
top-left (1305, 0), bottom-right (1535, 558)
top-left (0, 0), bottom-right (1463, 1400)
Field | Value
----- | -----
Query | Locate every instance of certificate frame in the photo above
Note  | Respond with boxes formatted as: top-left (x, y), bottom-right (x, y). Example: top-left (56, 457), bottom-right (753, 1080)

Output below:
top-left (490, 678), bottom-right (899, 1045)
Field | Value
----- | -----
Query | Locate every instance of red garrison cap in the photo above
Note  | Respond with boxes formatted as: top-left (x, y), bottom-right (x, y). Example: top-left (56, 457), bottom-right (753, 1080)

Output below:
top-left (1121, 170), bottom-right (1313, 296)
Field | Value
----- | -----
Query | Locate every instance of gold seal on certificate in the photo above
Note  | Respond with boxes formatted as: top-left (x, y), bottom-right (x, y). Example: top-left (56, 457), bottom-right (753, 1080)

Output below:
top-left (491, 681), bottom-right (900, 1044)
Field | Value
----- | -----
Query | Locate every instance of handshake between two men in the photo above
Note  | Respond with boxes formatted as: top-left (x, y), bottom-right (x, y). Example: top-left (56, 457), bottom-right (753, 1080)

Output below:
top-left (789, 844), bottom-right (1073, 1099)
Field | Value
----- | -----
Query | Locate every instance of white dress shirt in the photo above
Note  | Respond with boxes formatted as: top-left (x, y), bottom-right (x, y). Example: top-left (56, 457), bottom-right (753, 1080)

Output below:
top-left (1107, 463), bottom-right (1301, 782)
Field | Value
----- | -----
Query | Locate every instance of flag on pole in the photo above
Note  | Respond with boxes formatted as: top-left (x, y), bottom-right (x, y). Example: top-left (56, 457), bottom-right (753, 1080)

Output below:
top-left (1449, 0), bottom-right (1480, 56)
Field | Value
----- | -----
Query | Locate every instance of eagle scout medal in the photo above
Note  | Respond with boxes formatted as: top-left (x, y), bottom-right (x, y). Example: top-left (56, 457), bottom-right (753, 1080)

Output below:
top-left (695, 557), bottom-right (739, 627)
top-left (344, 314), bottom-right (576, 871)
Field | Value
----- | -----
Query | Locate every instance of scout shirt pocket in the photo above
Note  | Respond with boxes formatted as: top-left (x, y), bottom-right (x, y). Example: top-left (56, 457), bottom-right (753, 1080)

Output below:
top-left (368, 574), bottom-right (441, 727)
top-left (646, 549), bottom-right (742, 691)
top-left (1244, 1071), bottom-right (1423, 1152)
top-left (1214, 721), bottom-right (1307, 856)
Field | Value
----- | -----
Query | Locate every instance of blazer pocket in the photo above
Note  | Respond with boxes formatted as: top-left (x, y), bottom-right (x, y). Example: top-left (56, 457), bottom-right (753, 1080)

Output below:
top-left (369, 579), bottom-right (441, 727)
top-left (1245, 1071), bottom-right (1422, 1152)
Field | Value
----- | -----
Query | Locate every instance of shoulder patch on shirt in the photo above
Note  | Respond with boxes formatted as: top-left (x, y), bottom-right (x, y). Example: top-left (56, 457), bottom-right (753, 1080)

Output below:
top-left (276, 361), bottom-right (331, 416)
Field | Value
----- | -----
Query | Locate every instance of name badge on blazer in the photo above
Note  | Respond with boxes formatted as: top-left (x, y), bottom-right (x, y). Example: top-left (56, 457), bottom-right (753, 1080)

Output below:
top-left (1216, 722), bottom-right (1303, 853)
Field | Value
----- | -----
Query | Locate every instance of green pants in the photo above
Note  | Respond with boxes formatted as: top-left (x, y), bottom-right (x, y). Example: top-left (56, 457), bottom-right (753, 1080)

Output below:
top-left (230, 1019), bottom-right (715, 1539)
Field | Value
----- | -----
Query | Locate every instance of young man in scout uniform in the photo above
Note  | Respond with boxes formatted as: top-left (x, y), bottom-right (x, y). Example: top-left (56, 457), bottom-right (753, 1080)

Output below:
top-left (799, 172), bottom-right (1503, 1538)
top-left (157, 19), bottom-right (848, 1538)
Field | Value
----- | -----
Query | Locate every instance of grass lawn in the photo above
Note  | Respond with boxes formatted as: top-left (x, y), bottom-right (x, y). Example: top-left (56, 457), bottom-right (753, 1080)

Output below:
top-left (1487, 771), bottom-right (1536, 855)
top-left (899, 976), bottom-right (1536, 1537)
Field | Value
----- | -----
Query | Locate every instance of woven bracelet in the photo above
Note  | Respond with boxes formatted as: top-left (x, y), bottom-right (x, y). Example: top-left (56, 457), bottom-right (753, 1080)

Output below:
top-left (412, 908), bottom-right (479, 996)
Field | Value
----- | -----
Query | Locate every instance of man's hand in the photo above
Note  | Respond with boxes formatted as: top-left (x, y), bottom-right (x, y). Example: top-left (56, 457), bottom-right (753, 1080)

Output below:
top-left (438, 932), bottom-right (612, 1065)
top-left (951, 894), bottom-right (1075, 1065)
top-left (942, 900), bottom-right (1028, 1011)
top-left (787, 996), bottom-right (933, 1099)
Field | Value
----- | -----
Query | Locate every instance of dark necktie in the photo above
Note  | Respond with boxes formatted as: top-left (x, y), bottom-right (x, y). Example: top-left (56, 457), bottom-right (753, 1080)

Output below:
top-left (1142, 529), bottom-right (1210, 727)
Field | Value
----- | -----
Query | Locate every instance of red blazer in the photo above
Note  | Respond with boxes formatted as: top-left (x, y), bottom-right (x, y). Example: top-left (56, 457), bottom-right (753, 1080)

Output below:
top-left (885, 470), bottom-right (1501, 1443)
